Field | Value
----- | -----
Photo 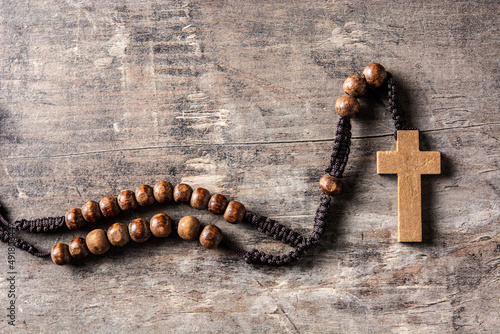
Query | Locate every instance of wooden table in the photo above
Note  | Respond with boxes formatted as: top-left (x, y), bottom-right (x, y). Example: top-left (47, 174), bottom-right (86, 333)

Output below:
top-left (1, 1), bottom-right (498, 332)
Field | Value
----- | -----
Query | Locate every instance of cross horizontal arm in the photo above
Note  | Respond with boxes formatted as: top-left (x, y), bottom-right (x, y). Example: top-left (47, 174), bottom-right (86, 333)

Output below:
top-left (377, 151), bottom-right (400, 174)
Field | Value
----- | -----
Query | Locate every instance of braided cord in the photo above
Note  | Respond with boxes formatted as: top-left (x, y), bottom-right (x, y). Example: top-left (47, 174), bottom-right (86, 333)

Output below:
top-left (15, 216), bottom-right (66, 232)
top-left (325, 116), bottom-right (352, 178)
top-left (387, 72), bottom-right (416, 138)
top-left (239, 117), bottom-right (350, 266)
top-left (244, 211), bottom-right (306, 248)
top-left (242, 194), bottom-right (331, 266)
top-left (0, 207), bottom-right (51, 258)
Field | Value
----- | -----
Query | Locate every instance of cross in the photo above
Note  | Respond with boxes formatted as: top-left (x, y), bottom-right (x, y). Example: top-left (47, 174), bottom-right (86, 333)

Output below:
top-left (377, 130), bottom-right (441, 242)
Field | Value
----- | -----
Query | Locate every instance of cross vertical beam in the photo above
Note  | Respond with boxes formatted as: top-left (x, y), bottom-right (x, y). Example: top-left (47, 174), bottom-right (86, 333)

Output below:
top-left (377, 130), bottom-right (440, 242)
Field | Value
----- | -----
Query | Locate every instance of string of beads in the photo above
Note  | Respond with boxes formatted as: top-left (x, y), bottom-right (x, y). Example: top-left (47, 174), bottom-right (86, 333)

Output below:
top-left (0, 63), bottom-right (409, 266)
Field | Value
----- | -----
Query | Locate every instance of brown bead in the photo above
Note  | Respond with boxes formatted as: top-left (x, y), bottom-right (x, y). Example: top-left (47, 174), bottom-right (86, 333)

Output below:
top-left (107, 222), bottom-right (131, 247)
top-left (150, 213), bottom-right (172, 238)
top-left (51, 243), bottom-right (71, 265)
top-left (81, 201), bottom-right (102, 224)
top-left (199, 225), bottom-right (223, 249)
top-left (208, 194), bottom-right (229, 215)
top-left (319, 174), bottom-right (342, 196)
top-left (117, 190), bottom-right (138, 212)
top-left (335, 95), bottom-right (360, 118)
top-left (86, 229), bottom-right (111, 255)
top-left (177, 216), bottom-right (200, 241)
top-left (223, 201), bottom-right (246, 224)
top-left (135, 184), bottom-right (155, 206)
top-left (69, 237), bottom-right (89, 260)
top-left (190, 188), bottom-right (211, 210)
top-left (362, 63), bottom-right (387, 88)
top-left (99, 196), bottom-right (121, 218)
top-left (129, 218), bottom-right (151, 243)
top-left (173, 183), bottom-right (193, 204)
top-left (65, 208), bottom-right (86, 230)
top-left (153, 181), bottom-right (173, 203)
top-left (343, 74), bottom-right (368, 97)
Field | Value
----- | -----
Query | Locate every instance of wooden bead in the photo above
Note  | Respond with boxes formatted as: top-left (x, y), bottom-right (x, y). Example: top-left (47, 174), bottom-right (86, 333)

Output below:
top-left (199, 225), bottom-right (223, 249)
top-left (208, 194), bottom-right (229, 215)
top-left (153, 181), bottom-right (173, 203)
top-left (68, 237), bottom-right (89, 260)
top-left (319, 174), bottom-right (342, 195)
top-left (65, 208), bottom-right (86, 230)
top-left (81, 201), bottom-right (102, 224)
top-left (223, 201), bottom-right (246, 224)
top-left (129, 218), bottom-right (151, 243)
top-left (173, 183), bottom-right (193, 204)
top-left (343, 74), bottom-right (367, 97)
top-left (190, 188), bottom-right (211, 210)
top-left (177, 216), bottom-right (200, 241)
top-left (150, 213), bottom-right (172, 238)
top-left (335, 95), bottom-right (360, 118)
top-left (107, 222), bottom-right (130, 247)
top-left (117, 190), bottom-right (138, 212)
top-left (51, 243), bottom-right (71, 265)
top-left (135, 184), bottom-right (155, 206)
top-left (99, 196), bottom-right (121, 218)
top-left (86, 229), bottom-right (111, 255)
top-left (362, 63), bottom-right (387, 88)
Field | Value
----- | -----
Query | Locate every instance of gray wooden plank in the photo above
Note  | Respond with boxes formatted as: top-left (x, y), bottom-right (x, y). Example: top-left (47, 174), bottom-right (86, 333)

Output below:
top-left (0, 0), bottom-right (499, 333)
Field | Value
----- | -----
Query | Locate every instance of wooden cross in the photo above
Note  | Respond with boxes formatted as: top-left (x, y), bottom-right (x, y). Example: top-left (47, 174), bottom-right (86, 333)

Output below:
top-left (377, 130), bottom-right (441, 242)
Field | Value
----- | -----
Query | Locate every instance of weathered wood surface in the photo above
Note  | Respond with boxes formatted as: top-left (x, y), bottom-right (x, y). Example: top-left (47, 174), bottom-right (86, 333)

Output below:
top-left (0, 1), bottom-right (498, 333)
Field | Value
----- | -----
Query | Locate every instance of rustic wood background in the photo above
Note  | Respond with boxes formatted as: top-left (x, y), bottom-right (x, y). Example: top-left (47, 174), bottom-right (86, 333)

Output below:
top-left (1, 1), bottom-right (499, 333)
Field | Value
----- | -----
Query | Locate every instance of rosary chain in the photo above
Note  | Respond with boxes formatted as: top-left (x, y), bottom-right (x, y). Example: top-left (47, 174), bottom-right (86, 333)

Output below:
top-left (0, 63), bottom-right (412, 265)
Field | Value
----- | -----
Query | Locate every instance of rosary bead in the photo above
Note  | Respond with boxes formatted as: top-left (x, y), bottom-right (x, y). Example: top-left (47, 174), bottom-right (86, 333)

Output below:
top-left (199, 225), bottom-right (223, 249)
top-left (177, 216), bottom-right (200, 241)
top-left (68, 237), bottom-right (89, 260)
top-left (135, 185), bottom-right (155, 207)
top-left (153, 181), bottom-right (173, 203)
top-left (223, 201), bottom-right (246, 224)
top-left (208, 194), bottom-right (229, 215)
top-left (190, 188), bottom-right (211, 210)
top-left (107, 222), bottom-right (131, 247)
top-left (343, 74), bottom-right (367, 97)
top-left (86, 229), bottom-right (111, 255)
top-left (65, 208), bottom-right (86, 230)
top-left (173, 183), bottom-right (193, 204)
top-left (51, 243), bottom-right (71, 265)
top-left (99, 196), bottom-right (121, 218)
top-left (117, 190), bottom-right (138, 212)
top-left (335, 95), bottom-right (360, 118)
top-left (319, 174), bottom-right (342, 195)
top-left (129, 218), bottom-right (151, 243)
top-left (82, 201), bottom-right (103, 224)
top-left (362, 63), bottom-right (387, 88)
top-left (150, 213), bottom-right (172, 238)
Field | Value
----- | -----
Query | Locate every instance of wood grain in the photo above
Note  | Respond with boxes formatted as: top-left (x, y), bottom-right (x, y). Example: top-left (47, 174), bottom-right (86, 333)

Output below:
top-left (0, 1), bottom-right (499, 333)
top-left (377, 130), bottom-right (441, 242)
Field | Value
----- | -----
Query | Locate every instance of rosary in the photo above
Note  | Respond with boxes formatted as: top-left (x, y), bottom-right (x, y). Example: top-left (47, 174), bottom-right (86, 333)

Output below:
top-left (0, 63), bottom-right (441, 266)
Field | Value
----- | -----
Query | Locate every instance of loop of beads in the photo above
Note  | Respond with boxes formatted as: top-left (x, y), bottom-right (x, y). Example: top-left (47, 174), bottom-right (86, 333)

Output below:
top-left (51, 181), bottom-right (245, 265)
